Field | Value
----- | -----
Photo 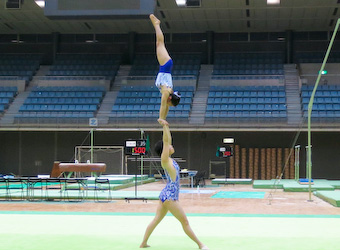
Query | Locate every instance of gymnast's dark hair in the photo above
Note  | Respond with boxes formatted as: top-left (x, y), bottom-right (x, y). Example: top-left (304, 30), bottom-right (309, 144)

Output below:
top-left (170, 91), bottom-right (181, 107)
top-left (154, 140), bottom-right (163, 157)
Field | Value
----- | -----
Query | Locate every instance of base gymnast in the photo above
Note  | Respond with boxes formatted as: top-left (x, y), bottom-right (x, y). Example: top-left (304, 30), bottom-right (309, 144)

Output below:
top-left (150, 14), bottom-right (181, 120)
top-left (140, 118), bottom-right (208, 250)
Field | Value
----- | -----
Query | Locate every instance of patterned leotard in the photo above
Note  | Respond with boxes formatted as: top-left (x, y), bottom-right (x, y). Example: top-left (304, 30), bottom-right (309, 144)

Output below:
top-left (159, 159), bottom-right (180, 203)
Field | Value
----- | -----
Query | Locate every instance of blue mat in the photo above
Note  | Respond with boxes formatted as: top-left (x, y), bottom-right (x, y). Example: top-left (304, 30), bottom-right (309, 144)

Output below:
top-left (211, 191), bottom-right (266, 199)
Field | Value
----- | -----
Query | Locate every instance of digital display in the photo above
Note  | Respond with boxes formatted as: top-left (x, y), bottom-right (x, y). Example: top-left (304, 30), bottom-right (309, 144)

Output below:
top-left (125, 139), bottom-right (147, 156)
top-left (58, 0), bottom-right (140, 11)
top-left (216, 145), bottom-right (233, 158)
top-left (45, 0), bottom-right (156, 19)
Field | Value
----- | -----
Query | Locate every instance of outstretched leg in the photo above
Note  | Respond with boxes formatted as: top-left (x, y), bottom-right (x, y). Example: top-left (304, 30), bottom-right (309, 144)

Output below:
top-left (150, 14), bottom-right (171, 66)
top-left (140, 200), bottom-right (168, 248)
top-left (164, 201), bottom-right (208, 249)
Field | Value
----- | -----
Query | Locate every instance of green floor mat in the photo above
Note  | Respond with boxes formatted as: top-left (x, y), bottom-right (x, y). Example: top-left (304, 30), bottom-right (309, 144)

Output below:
top-left (315, 190), bottom-right (340, 207)
top-left (0, 213), bottom-right (339, 250)
top-left (211, 191), bottom-right (266, 199)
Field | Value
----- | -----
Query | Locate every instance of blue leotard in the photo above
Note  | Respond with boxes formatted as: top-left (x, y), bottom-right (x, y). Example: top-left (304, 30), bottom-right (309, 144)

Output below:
top-left (159, 159), bottom-right (180, 203)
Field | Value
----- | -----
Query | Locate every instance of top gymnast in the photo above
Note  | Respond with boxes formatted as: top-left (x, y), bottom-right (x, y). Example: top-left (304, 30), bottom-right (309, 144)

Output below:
top-left (140, 118), bottom-right (208, 250)
top-left (150, 14), bottom-right (181, 120)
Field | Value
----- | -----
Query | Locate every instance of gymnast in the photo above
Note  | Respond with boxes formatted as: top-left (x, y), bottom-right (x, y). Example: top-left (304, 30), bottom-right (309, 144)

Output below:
top-left (140, 118), bottom-right (208, 250)
top-left (150, 14), bottom-right (181, 120)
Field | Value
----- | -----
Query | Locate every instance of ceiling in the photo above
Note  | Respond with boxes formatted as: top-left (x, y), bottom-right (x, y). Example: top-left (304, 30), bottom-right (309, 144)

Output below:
top-left (0, 0), bottom-right (340, 35)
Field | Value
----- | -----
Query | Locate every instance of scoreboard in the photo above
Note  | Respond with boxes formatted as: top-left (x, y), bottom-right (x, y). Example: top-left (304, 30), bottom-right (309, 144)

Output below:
top-left (45, 0), bottom-right (156, 19)
top-left (125, 139), bottom-right (147, 156)
top-left (216, 145), bottom-right (233, 158)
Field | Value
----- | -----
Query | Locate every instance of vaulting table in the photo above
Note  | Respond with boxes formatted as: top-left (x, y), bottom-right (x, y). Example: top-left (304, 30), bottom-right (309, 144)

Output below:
top-left (51, 162), bottom-right (106, 178)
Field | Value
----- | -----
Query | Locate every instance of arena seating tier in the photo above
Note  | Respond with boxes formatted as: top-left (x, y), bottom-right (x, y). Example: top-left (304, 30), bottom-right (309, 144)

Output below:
top-left (206, 86), bottom-right (287, 120)
top-left (129, 54), bottom-right (201, 80)
top-left (0, 86), bottom-right (18, 115)
top-left (0, 54), bottom-right (41, 82)
top-left (301, 84), bottom-right (340, 119)
top-left (110, 85), bottom-right (194, 122)
top-left (15, 86), bottom-right (105, 123)
top-left (212, 53), bottom-right (284, 80)
top-left (46, 54), bottom-right (121, 80)
top-left (295, 51), bottom-right (340, 63)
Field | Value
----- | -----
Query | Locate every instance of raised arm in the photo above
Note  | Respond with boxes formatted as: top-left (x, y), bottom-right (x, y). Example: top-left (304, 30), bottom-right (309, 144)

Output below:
top-left (160, 121), bottom-right (173, 171)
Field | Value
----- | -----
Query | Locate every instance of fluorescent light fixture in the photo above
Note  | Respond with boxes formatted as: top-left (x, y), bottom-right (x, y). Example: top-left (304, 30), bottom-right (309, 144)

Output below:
top-left (267, 0), bottom-right (280, 4)
top-left (223, 138), bottom-right (234, 144)
top-left (35, 0), bottom-right (45, 8)
top-left (11, 34), bottom-right (24, 43)
top-left (176, 0), bottom-right (186, 7)
top-left (86, 34), bottom-right (98, 43)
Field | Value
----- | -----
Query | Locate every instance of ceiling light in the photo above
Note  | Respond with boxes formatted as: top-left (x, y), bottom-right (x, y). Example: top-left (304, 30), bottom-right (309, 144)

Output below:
top-left (11, 34), bottom-right (24, 44)
top-left (86, 34), bottom-right (98, 43)
top-left (176, 0), bottom-right (186, 7)
top-left (267, 0), bottom-right (280, 5)
top-left (35, 0), bottom-right (45, 8)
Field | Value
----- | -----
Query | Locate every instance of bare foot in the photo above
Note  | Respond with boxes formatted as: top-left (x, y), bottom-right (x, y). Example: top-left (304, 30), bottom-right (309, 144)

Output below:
top-left (199, 245), bottom-right (209, 250)
top-left (157, 118), bottom-right (169, 126)
top-left (139, 243), bottom-right (150, 248)
top-left (149, 14), bottom-right (160, 26)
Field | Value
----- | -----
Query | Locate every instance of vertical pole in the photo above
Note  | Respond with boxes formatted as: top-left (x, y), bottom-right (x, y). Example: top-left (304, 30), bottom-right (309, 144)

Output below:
top-left (90, 129), bottom-right (94, 163)
top-left (135, 155), bottom-right (138, 198)
top-left (294, 145), bottom-right (300, 181)
top-left (140, 129), bottom-right (144, 185)
top-left (307, 18), bottom-right (340, 201)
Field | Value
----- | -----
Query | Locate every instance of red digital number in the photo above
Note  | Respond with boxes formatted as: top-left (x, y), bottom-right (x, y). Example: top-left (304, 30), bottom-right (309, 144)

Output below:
top-left (133, 147), bottom-right (146, 155)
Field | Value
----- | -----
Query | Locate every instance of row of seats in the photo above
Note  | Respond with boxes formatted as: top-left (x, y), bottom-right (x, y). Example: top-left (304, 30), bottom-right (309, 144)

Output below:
top-left (19, 104), bottom-right (98, 112)
top-left (207, 97), bottom-right (286, 104)
top-left (0, 98), bottom-right (12, 104)
top-left (301, 91), bottom-right (340, 97)
top-left (51, 65), bottom-right (118, 70)
top-left (214, 64), bottom-right (283, 70)
top-left (301, 85), bottom-right (340, 91)
top-left (15, 112), bottom-right (94, 119)
top-left (120, 85), bottom-right (194, 92)
top-left (32, 86), bottom-right (105, 92)
top-left (111, 85), bottom-right (194, 119)
top-left (39, 76), bottom-right (106, 81)
top-left (47, 70), bottom-right (117, 77)
top-left (210, 86), bottom-right (285, 91)
top-left (115, 97), bottom-right (192, 104)
top-left (48, 54), bottom-right (121, 80)
top-left (213, 69), bottom-right (284, 75)
top-left (24, 97), bottom-right (101, 105)
top-left (207, 104), bottom-right (286, 111)
top-left (117, 92), bottom-right (193, 98)
top-left (15, 86), bottom-right (105, 120)
top-left (303, 104), bottom-right (340, 111)
top-left (112, 104), bottom-right (191, 112)
top-left (295, 52), bottom-right (340, 63)
top-left (0, 65), bottom-right (37, 70)
top-left (0, 54), bottom-right (41, 81)
top-left (206, 111), bottom-right (287, 118)
top-left (213, 53), bottom-right (284, 76)
top-left (303, 111), bottom-right (340, 118)
top-left (301, 84), bottom-right (340, 118)
top-left (110, 111), bottom-right (190, 118)
top-left (0, 92), bottom-right (16, 98)
top-left (302, 97), bottom-right (340, 104)
top-left (209, 91), bottom-right (285, 97)
top-left (212, 75), bottom-right (284, 80)
top-left (129, 54), bottom-right (201, 77)
top-left (0, 86), bottom-right (18, 114)
top-left (29, 91), bottom-right (104, 98)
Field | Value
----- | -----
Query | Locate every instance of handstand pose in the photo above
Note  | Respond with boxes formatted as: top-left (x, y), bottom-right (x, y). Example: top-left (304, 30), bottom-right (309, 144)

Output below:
top-left (150, 14), bottom-right (181, 120)
top-left (140, 118), bottom-right (208, 250)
